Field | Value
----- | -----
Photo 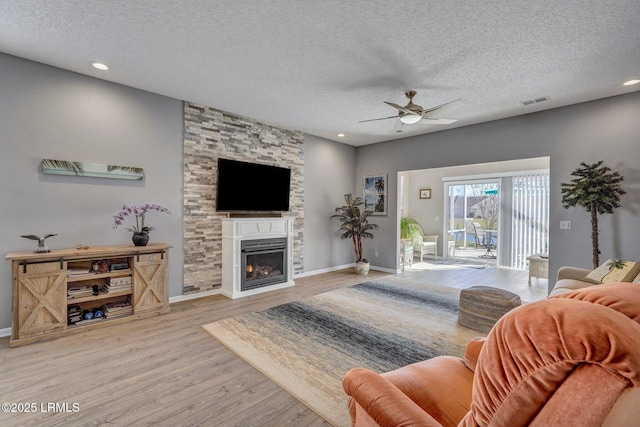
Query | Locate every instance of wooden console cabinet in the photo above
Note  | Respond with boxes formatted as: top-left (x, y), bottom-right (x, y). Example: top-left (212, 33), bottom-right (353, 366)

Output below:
top-left (6, 243), bottom-right (170, 347)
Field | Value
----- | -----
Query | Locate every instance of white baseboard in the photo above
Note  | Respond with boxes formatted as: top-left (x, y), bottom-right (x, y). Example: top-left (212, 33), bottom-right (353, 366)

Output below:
top-left (295, 263), bottom-right (397, 278)
top-left (169, 288), bottom-right (222, 304)
top-left (294, 263), bottom-right (355, 278)
top-left (0, 327), bottom-right (11, 338)
top-left (370, 265), bottom-right (398, 274)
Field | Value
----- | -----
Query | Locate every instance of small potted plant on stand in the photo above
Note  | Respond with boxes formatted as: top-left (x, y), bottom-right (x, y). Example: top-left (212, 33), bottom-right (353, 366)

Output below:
top-left (399, 216), bottom-right (424, 267)
top-left (331, 193), bottom-right (378, 275)
top-left (400, 216), bottom-right (424, 241)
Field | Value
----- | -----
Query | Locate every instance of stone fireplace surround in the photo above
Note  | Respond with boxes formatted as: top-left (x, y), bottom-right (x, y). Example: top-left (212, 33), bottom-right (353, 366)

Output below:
top-left (221, 217), bottom-right (295, 298)
top-left (183, 102), bottom-right (304, 295)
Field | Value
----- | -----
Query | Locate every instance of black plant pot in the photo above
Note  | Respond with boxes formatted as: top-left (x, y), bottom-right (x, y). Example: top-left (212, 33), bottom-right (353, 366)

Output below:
top-left (132, 232), bottom-right (149, 246)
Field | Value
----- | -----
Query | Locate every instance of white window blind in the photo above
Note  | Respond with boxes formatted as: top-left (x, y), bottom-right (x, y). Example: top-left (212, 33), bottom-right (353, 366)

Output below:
top-left (511, 172), bottom-right (550, 269)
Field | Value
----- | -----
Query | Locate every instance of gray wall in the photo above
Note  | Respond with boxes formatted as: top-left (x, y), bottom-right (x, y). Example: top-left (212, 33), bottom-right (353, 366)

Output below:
top-left (303, 134), bottom-right (358, 272)
top-left (356, 91), bottom-right (640, 289)
top-left (0, 53), bottom-right (184, 330)
top-left (1, 51), bottom-right (638, 330)
top-left (0, 53), bottom-right (358, 331)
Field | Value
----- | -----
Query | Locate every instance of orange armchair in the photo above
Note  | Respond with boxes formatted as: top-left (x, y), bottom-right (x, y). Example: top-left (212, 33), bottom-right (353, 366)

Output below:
top-left (343, 283), bottom-right (640, 426)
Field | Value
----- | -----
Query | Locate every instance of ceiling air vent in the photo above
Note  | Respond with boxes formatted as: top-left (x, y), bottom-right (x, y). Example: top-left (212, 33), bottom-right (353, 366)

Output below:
top-left (521, 96), bottom-right (549, 106)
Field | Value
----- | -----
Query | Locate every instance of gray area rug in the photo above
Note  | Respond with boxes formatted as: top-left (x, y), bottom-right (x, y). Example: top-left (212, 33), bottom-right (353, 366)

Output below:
top-left (202, 276), bottom-right (483, 427)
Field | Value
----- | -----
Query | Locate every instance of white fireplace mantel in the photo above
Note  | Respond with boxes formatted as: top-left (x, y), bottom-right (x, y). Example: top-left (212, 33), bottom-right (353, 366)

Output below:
top-left (221, 217), bottom-right (295, 299)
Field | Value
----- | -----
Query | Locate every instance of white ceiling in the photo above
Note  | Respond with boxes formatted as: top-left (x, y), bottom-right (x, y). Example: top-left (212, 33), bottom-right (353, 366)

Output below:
top-left (1, 1), bottom-right (639, 146)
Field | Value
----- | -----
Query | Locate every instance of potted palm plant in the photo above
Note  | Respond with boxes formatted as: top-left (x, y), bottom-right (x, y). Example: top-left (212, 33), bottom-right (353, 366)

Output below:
top-left (561, 161), bottom-right (626, 268)
top-left (400, 216), bottom-right (424, 240)
top-left (331, 193), bottom-right (379, 275)
top-left (399, 216), bottom-right (423, 268)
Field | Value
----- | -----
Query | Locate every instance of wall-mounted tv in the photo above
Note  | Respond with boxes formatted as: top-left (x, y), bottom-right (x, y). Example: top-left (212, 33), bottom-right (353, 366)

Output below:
top-left (215, 158), bottom-right (291, 212)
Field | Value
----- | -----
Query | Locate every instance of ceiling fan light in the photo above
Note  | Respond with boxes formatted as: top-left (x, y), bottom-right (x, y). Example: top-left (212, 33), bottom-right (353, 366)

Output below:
top-left (90, 61), bottom-right (109, 71)
top-left (400, 114), bottom-right (422, 124)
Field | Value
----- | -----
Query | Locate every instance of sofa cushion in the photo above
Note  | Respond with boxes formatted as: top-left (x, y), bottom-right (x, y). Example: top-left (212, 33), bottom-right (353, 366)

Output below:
top-left (603, 386), bottom-right (640, 427)
top-left (551, 282), bottom-right (640, 323)
top-left (548, 278), bottom-right (594, 297)
top-left (584, 259), bottom-right (640, 284)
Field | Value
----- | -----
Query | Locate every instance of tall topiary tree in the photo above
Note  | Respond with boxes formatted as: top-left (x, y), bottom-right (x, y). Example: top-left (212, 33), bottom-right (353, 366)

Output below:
top-left (561, 161), bottom-right (626, 268)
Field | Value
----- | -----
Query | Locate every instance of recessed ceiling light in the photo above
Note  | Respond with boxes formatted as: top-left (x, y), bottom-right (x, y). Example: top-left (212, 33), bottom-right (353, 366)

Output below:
top-left (90, 62), bottom-right (109, 71)
top-left (623, 79), bottom-right (640, 86)
top-left (337, 133), bottom-right (345, 137)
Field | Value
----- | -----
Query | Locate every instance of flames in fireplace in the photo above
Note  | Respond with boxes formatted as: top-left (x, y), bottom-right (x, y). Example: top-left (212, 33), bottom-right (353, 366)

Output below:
top-left (246, 263), bottom-right (282, 281)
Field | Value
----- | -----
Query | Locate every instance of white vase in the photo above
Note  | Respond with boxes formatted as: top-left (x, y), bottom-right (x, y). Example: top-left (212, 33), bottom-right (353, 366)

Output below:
top-left (355, 261), bottom-right (370, 275)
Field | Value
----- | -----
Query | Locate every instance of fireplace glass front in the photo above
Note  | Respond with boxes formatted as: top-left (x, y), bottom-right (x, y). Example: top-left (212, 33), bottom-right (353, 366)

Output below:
top-left (241, 238), bottom-right (287, 291)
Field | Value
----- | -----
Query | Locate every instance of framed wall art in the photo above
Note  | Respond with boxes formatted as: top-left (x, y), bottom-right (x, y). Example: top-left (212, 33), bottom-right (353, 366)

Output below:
top-left (419, 188), bottom-right (432, 199)
top-left (364, 174), bottom-right (387, 215)
top-left (42, 159), bottom-right (144, 180)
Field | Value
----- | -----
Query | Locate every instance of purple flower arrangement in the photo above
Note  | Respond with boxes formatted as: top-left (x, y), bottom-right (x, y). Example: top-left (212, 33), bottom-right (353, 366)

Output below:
top-left (112, 203), bottom-right (171, 233)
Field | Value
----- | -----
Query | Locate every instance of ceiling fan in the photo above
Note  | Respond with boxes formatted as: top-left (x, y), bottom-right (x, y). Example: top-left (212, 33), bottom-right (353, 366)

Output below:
top-left (360, 91), bottom-right (461, 130)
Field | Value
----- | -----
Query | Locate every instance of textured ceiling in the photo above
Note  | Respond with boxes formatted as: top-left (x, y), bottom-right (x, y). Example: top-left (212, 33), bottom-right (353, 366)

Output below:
top-left (1, 0), bottom-right (639, 146)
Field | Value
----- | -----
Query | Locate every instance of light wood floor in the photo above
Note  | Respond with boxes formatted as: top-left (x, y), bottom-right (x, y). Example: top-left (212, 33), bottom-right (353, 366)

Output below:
top-left (0, 266), bottom-right (547, 426)
top-left (398, 262), bottom-right (549, 302)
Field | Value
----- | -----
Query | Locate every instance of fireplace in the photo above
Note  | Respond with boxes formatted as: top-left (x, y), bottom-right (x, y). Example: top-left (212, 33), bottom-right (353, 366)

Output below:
top-left (221, 217), bottom-right (294, 298)
top-left (241, 238), bottom-right (287, 291)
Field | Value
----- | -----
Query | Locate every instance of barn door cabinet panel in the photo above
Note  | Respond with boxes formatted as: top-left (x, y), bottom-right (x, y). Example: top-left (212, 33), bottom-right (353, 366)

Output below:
top-left (6, 243), bottom-right (171, 347)
top-left (132, 252), bottom-right (169, 313)
top-left (14, 260), bottom-right (67, 340)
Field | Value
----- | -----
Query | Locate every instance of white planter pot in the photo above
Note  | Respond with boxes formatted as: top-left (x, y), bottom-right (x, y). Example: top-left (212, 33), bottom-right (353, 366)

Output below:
top-left (355, 261), bottom-right (370, 275)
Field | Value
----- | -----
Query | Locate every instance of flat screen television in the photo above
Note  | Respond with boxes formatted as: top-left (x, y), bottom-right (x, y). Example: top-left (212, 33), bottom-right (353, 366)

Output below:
top-left (215, 158), bottom-right (291, 212)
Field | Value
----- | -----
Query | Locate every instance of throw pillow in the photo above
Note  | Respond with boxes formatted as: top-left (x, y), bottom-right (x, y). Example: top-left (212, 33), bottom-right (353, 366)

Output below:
top-left (584, 259), bottom-right (640, 284)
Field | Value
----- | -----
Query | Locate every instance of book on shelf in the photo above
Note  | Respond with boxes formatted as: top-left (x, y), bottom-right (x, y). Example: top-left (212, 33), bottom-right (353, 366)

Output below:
top-left (102, 283), bottom-right (132, 293)
top-left (67, 285), bottom-right (95, 299)
top-left (67, 268), bottom-right (92, 277)
top-left (97, 276), bottom-right (132, 293)
top-left (102, 299), bottom-right (133, 319)
top-left (106, 276), bottom-right (132, 286)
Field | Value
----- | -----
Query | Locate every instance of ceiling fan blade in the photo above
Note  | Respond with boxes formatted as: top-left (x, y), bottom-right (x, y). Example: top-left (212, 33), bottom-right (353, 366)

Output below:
top-left (421, 99), bottom-right (462, 117)
top-left (419, 117), bottom-right (458, 125)
top-left (359, 114), bottom-right (401, 123)
top-left (384, 101), bottom-right (420, 117)
top-left (393, 119), bottom-right (405, 132)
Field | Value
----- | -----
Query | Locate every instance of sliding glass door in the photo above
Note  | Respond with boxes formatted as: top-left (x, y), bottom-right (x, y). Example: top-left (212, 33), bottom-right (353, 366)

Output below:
top-left (509, 172), bottom-right (550, 269)
top-left (444, 171), bottom-right (549, 269)
top-left (445, 179), bottom-right (501, 263)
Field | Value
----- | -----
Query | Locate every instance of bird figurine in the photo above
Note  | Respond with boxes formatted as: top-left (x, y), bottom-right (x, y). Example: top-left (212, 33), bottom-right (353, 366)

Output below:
top-left (21, 234), bottom-right (58, 253)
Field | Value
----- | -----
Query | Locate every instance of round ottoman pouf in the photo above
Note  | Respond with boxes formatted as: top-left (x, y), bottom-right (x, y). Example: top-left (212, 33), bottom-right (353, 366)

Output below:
top-left (458, 286), bottom-right (521, 333)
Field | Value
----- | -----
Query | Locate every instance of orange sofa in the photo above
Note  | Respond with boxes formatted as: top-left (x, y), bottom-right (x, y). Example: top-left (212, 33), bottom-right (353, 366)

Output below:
top-left (343, 283), bottom-right (640, 426)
